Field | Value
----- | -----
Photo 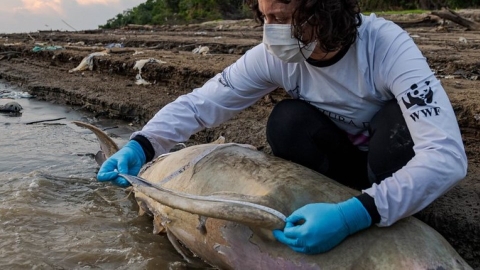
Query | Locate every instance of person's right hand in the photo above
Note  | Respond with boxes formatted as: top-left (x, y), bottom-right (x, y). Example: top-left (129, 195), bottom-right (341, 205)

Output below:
top-left (97, 140), bottom-right (146, 187)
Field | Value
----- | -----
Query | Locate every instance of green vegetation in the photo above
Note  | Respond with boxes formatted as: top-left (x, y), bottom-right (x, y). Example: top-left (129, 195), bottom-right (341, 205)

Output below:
top-left (99, 0), bottom-right (480, 29)
top-left (99, 0), bottom-right (250, 29)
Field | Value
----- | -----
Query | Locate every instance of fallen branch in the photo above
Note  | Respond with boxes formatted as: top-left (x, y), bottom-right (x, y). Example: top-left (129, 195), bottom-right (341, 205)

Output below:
top-left (64, 46), bottom-right (136, 54)
top-left (391, 15), bottom-right (440, 28)
top-left (0, 51), bottom-right (20, 55)
top-left (0, 52), bottom-right (21, 61)
top-left (431, 9), bottom-right (480, 30)
top-left (25, 117), bottom-right (66, 125)
top-left (106, 47), bottom-right (137, 54)
top-left (102, 126), bottom-right (118, 131)
top-left (123, 24), bottom-right (154, 30)
top-left (27, 33), bottom-right (36, 43)
top-left (64, 46), bottom-right (106, 51)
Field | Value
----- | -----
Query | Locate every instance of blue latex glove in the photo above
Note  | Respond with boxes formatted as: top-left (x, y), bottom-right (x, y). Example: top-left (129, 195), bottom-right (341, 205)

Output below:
top-left (97, 140), bottom-right (146, 187)
top-left (273, 197), bottom-right (371, 254)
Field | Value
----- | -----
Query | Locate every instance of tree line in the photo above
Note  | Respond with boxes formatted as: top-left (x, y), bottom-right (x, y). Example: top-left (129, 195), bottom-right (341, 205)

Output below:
top-left (99, 0), bottom-right (480, 29)
top-left (100, 0), bottom-right (250, 29)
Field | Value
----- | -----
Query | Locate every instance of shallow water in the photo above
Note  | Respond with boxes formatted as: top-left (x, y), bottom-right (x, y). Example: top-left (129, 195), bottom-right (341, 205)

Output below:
top-left (0, 81), bottom-right (188, 269)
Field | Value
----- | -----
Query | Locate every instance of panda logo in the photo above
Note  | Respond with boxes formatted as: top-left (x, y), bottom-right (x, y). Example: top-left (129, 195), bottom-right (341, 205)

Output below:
top-left (402, 81), bottom-right (434, 109)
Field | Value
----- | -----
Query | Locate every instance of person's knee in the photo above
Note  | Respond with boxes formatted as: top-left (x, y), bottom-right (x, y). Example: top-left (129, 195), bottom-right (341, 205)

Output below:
top-left (370, 99), bottom-right (403, 131)
top-left (267, 99), bottom-right (310, 142)
top-left (368, 99), bottom-right (414, 184)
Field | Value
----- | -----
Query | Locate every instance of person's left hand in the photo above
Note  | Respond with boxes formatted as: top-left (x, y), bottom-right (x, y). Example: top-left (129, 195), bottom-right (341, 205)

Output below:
top-left (273, 197), bottom-right (372, 254)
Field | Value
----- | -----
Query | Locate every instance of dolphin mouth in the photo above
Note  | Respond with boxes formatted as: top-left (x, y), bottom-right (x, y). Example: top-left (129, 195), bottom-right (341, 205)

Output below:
top-left (71, 120), bottom-right (286, 230)
top-left (120, 173), bottom-right (287, 230)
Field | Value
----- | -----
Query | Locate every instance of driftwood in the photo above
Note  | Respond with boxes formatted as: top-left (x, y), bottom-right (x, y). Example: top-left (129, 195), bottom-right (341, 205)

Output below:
top-left (106, 47), bottom-right (137, 54)
top-left (431, 9), bottom-right (480, 30)
top-left (0, 51), bottom-right (21, 61)
top-left (82, 29), bottom-right (103, 34)
top-left (123, 24), bottom-right (154, 31)
top-left (64, 46), bottom-right (136, 54)
top-left (0, 51), bottom-right (20, 55)
top-left (25, 117), bottom-right (66, 125)
top-left (391, 15), bottom-right (440, 28)
top-left (64, 46), bottom-right (106, 52)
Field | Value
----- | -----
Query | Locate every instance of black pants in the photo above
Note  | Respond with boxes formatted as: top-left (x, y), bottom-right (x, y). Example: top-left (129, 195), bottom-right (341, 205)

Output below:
top-left (266, 99), bottom-right (415, 190)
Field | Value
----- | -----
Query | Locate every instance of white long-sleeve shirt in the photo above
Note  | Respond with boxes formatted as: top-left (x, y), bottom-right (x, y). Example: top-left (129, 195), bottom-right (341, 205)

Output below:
top-left (132, 13), bottom-right (467, 226)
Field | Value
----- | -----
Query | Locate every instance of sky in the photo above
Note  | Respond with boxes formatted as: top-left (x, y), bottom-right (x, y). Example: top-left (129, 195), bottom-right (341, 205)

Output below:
top-left (0, 0), bottom-right (146, 33)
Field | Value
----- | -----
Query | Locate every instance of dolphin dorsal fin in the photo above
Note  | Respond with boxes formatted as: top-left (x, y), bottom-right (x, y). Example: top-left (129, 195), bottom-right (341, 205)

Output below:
top-left (72, 121), bottom-right (120, 164)
top-left (211, 136), bottom-right (225, 144)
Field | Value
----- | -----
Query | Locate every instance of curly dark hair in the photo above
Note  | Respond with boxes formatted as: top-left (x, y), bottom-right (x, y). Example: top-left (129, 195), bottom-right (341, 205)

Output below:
top-left (246, 0), bottom-right (362, 53)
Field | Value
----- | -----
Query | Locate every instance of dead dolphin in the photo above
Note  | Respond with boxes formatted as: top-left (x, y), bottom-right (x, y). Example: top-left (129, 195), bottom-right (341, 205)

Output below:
top-left (0, 101), bottom-right (23, 113)
top-left (73, 121), bottom-right (472, 270)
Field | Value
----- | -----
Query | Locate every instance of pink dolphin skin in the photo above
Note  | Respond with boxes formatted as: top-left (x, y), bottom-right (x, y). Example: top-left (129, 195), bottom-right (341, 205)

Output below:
top-left (74, 121), bottom-right (472, 270)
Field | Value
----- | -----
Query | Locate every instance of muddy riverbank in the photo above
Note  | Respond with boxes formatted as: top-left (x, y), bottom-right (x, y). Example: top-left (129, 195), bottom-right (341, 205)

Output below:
top-left (1, 12), bottom-right (479, 268)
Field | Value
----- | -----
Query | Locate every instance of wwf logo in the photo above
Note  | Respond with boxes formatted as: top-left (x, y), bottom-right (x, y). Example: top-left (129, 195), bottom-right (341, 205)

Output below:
top-left (218, 77), bottom-right (228, 87)
top-left (402, 81), bottom-right (433, 109)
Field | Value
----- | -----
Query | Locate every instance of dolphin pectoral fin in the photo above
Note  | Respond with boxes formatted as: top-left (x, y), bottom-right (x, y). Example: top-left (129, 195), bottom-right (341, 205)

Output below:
top-left (166, 229), bottom-right (212, 268)
top-left (167, 229), bottom-right (192, 262)
top-left (72, 121), bottom-right (120, 159)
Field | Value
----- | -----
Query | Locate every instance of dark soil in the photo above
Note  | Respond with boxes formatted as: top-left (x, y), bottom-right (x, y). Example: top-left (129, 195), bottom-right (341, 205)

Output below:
top-left (1, 12), bottom-right (479, 268)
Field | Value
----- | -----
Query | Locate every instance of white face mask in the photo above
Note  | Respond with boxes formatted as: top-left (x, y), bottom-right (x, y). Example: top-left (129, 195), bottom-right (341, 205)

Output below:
top-left (262, 24), bottom-right (317, 63)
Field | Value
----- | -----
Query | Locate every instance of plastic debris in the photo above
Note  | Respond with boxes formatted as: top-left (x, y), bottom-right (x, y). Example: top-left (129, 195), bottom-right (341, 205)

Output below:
top-left (69, 51), bottom-right (109, 73)
top-left (132, 58), bottom-right (167, 85)
top-left (106, 43), bottom-right (124, 48)
top-left (135, 74), bottom-right (151, 85)
top-left (133, 58), bottom-right (167, 75)
top-left (0, 90), bottom-right (33, 99)
top-left (68, 41), bottom-right (85, 46)
top-left (192, 45), bottom-right (209, 55)
top-left (32, 46), bottom-right (64, 52)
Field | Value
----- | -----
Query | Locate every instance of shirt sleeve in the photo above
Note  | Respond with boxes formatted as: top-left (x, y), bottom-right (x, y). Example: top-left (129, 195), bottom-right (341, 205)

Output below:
top-left (364, 19), bottom-right (468, 226)
top-left (130, 44), bottom-right (278, 157)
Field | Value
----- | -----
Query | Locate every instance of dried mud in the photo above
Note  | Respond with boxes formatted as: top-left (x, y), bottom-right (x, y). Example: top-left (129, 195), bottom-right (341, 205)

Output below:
top-left (0, 13), bottom-right (479, 268)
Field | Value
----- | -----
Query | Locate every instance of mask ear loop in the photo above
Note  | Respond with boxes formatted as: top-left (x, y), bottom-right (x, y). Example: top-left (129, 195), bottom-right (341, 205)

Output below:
top-left (292, 14), bottom-right (313, 40)
top-left (294, 15), bottom-right (316, 60)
